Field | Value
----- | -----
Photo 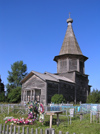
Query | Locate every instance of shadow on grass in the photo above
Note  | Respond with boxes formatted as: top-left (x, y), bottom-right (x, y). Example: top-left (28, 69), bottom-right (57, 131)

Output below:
top-left (44, 118), bottom-right (58, 126)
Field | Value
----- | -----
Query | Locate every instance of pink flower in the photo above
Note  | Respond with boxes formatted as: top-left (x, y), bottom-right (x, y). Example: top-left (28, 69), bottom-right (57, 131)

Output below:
top-left (24, 120), bottom-right (29, 124)
top-left (12, 118), bottom-right (16, 121)
top-left (19, 121), bottom-right (23, 124)
top-left (5, 121), bottom-right (7, 123)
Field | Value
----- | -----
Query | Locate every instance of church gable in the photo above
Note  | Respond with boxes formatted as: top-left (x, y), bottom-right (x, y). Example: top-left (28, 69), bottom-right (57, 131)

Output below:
top-left (22, 74), bottom-right (45, 90)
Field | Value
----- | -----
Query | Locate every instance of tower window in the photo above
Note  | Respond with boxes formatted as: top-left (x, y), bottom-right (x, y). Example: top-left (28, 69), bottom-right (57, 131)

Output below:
top-left (69, 59), bottom-right (77, 71)
top-left (58, 59), bottom-right (67, 73)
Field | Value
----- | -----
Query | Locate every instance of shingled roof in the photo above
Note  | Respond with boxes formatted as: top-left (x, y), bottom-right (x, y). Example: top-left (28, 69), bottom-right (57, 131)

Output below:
top-left (59, 17), bottom-right (82, 55)
top-left (21, 71), bottom-right (74, 84)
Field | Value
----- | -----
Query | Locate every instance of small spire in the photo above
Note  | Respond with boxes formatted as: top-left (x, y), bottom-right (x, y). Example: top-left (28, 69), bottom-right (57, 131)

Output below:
top-left (69, 12), bottom-right (71, 18)
top-left (67, 13), bottom-right (73, 24)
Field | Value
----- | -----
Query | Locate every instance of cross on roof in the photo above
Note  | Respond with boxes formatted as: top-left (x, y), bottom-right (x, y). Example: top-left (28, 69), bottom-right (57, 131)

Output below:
top-left (69, 12), bottom-right (71, 18)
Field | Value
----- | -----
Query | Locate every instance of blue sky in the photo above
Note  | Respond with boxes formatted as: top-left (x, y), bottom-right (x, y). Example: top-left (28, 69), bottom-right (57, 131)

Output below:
top-left (0, 0), bottom-right (100, 91)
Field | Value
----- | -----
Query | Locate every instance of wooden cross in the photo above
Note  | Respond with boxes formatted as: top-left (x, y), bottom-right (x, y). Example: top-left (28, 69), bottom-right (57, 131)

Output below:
top-left (69, 12), bottom-right (71, 18)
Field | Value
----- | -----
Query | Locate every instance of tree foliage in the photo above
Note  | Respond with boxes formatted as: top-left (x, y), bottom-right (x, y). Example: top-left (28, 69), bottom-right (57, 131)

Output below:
top-left (87, 89), bottom-right (100, 103)
top-left (7, 87), bottom-right (21, 103)
top-left (0, 81), bottom-right (4, 92)
top-left (0, 92), bottom-right (5, 102)
top-left (51, 94), bottom-right (66, 104)
top-left (6, 61), bottom-right (27, 103)
top-left (0, 77), bottom-right (5, 102)
top-left (7, 61), bottom-right (27, 89)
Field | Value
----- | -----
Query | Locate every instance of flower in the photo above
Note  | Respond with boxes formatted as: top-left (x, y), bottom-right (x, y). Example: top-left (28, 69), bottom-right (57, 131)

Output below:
top-left (7, 119), bottom-right (11, 122)
top-left (28, 112), bottom-right (33, 119)
top-left (5, 121), bottom-right (7, 123)
top-left (24, 120), bottom-right (29, 125)
top-left (33, 119), bottom-right (36, 122)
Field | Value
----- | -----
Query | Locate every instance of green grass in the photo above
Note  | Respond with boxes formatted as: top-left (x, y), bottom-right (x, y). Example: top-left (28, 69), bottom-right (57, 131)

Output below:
top-left (0, 112), bottom-right (100, 134)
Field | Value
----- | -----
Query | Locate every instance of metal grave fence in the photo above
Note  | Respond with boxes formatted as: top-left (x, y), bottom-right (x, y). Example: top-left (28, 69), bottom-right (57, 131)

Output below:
top-left (0, 104), bottom-right (28, 115)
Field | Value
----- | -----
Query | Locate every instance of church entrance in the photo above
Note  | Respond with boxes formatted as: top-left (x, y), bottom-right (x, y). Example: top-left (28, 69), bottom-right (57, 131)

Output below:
top-left (22, 89), bottom-right (41, 103)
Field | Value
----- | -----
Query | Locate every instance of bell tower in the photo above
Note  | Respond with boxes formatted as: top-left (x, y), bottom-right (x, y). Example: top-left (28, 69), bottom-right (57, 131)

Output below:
top-left (54, 16), bottom-right (88, 75)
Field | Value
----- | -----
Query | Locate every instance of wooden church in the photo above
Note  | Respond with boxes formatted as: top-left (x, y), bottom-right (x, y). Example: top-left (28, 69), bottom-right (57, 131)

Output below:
top-left (21, 17), bottom-right (91, 105)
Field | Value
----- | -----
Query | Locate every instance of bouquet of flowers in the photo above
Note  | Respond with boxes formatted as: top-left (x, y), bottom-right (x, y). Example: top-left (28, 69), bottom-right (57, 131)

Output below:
top-left (28, 101), bottom-right (39, 119)
top-left (4, 101), bottom-right (45, 125)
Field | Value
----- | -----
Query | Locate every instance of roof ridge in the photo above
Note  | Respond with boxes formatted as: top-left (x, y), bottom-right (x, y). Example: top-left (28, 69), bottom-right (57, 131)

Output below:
top-left (31, 71), bottom-right (46, 81)
top-left (44, 72), bottom-right (59, 82)
top-left (44, 72), bottom-right (74, 83)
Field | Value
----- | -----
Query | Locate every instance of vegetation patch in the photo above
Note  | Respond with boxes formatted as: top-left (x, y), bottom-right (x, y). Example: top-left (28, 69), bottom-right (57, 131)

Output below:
top-left (0, 112), bottom-right (100, 134)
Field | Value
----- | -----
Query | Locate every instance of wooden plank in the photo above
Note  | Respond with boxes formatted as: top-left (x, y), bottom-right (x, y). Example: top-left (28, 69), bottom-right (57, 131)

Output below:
top-left (52, 129), bottom-right (55, 134)
top-left (56, 113), bottom-right (59, 126)
top-left (46, 113), bottom-right (55, 116)
top-left (40, 129), bottom-right (43, 134)
top-left (0, 124), bottom-right (2, 134)
top-left (10, 125), bottom-right (12, 134)
top-left (22, 127), bottom-right (25, 134)
top-left (14, 126), bottom-right (16, 134)
top-left (3, 124), bottom-right (5, 134)
top-left (59, 131), bottom-right (62, 134)
top-left (18, 126), bottom-right (20, 134)
top-left (45, 128), bottom-right (55, 134)
top-left (45, 129), bottom-right (47, 134)
top-left (36, 128), bottom-right (38, 134)
top-left (50, 115), bottom-right (53, 128)
top-left (7, 125), bottom-right (9, 134)
top-left (27, 127), bottom-right (29, 134)
top-left (31, 128), bottom-right (33, 134)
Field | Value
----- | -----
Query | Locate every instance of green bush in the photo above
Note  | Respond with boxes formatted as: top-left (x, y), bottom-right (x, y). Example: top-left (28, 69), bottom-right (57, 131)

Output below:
top-left (87, 89), bottom-right (100, 103)
top-left (7, 87), bottom-right (21, 103)
top-left (51, 94), bottom-right (66, 104)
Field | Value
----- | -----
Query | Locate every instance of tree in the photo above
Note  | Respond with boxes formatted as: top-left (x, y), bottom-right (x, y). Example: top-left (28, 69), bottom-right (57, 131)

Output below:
top-left (0, 77), bottom-right (5, 102)
top-left (0, 78), bottom-right (4, 92)
top-left (7, 87), bottom-right (21, 103)
top-left (7, 61), bottom-right (27, 89)
top-left (6, 61), bottom-right (27, 102)
top-left (51, 94), bottom-right (66, 104)
top-left (0, 92), bottom-right (5, 102)
top-left (87, 89), bottom-right (100, 103)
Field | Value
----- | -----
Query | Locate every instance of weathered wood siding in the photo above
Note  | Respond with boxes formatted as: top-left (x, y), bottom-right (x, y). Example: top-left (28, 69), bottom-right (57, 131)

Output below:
top-left (59, 72), bottom-right (75, 82)
top-left (47, 76), bottom-right (88, 103)
top-left (21, 71), bottom-right (89, 104)
top-left (22, 74), bottom-right (47, 104)
top-left (80, 61), bottom-right (84, 74)
top-left (47, 80), bottom-right (76, 103)
top-left (59, 81), bottom-right (75, 102)
top-left (57, 58), bottom-right (67, 73)
top-left (47, 81), bottom-right (59, 103)
top-left (69, 59), bottom-right (77, 71)
top-left (75, 73), bottom-right (88, 103)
